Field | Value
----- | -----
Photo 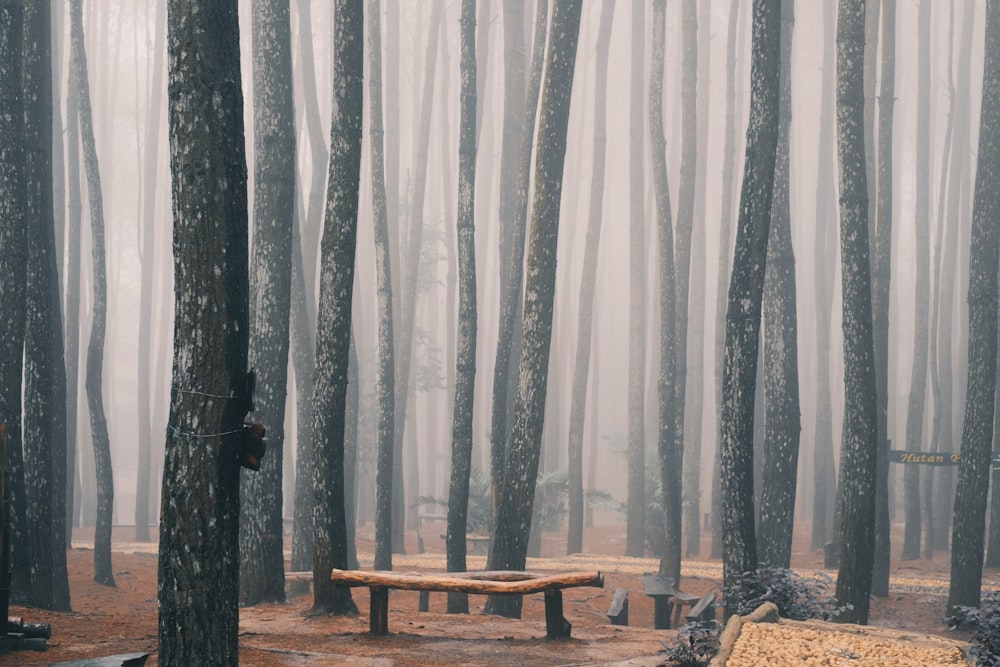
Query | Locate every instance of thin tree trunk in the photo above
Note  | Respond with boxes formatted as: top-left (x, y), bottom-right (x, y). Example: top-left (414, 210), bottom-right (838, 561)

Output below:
top-left (650, 0), bottom-right (681, 592)
top-left (389, 0), bottom-right (444, 554)
top-left (810, 0), bottom-right (838, 553)
top-left (489, 0), bottom-right (548, 525)
top-left (239, 0), bottom-right (296, 606)
top-left (947, 0), bottom-right (1000, 615)
top-left (625, 0), bottom-right (647, 560)
top-left (711, 0), bottom-right (743, 560)
top-left (134, 0), bottom-right (165, 545)
top-left (309, 0), bottom-right (363, 616)
top-left (485, 0), bottom-right (582, 620)
top-left (566, 0), bottom-right (614, 557)
top-left (834, 0), bottom-right (878, 626)
top-left (719, 0), bottom-right (780, 614)
top-left (289, 0), bottom-right (327, 588)
top-left (683, 0), bottom-right (711, 560)
top-left (870, 0), bottom-right (896, 600)
top-left (902, 0), bottom-right (931, 562)
top-left (758, 0), bottom-right (799, 571)
top-left (366, 0), bottom-right (397, 574)
top-left (70, 0), bottom-right (115, 588)
top-left (445, 0), bottom-right (478, 615)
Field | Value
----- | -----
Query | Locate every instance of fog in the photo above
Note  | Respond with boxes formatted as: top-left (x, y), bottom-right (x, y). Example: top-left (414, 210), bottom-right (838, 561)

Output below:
top-left (57, 0), bottom-right (985, 558)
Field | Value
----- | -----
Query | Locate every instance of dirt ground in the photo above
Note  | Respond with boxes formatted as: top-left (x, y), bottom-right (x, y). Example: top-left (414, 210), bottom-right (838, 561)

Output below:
top-left (4, 520), bottom-right (987, 666)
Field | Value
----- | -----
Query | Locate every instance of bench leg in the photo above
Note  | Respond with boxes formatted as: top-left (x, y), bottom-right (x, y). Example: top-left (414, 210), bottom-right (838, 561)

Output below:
top-left (370, 587), bottom-right (389, 635)
top-left (653, 597), bottom-right (673, 630)
top-left (544, 590), bottom-right (572, 639)
top-left (418, 591), bottom-right (430, 612)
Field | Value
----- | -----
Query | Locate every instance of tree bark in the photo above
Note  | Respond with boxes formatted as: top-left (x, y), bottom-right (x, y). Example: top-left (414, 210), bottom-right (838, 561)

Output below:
top-left (719, 0), bottom-right (780, 614)
top-left (135, 0), bottom-right (166, 545)
top-left (309, 0), bottom-right (363, 617)
top-left (810, 0), bottom-right (838, 554)
top-left (239, 0), bottom-right (295, 606)
top-left (0, 0), bottom-right (30, 605)
top-left (833, 0), bottom-right (879, 626)
top-left (489, 0), bottom-right (548, 526)
top-left (366, 0), bottom-right (397, 573)
top-left (711, 0), bottom-right (744, 560)
top-left (566, 0), bottom-right (614, 557)
top-left (758, 0), bottom-right (799, 571)
top-left (870, 0), bottom-right (896, 599)
top-left (158, 0), bottom-right (250, 660)
top-left (70, 0), bottom-right (115, 589)
top-left (948, 0), bottom-right (1000, 615)
top-left (485, 0), bottom-right (582, 620)
top-left (446, 0), bottom-right (478, 614)
top-left (625, 0), bottom-right (647, 560)
top-left (22, 0), bottom-right (71, 612)
top-left (649, 0), bottom-right (681, 591)
top-left (902, 0), bottom-right (931, 562)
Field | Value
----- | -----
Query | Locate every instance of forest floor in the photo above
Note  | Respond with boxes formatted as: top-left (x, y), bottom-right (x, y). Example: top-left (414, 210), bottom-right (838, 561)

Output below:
top-left (4, 519), bottom-right (988, 666)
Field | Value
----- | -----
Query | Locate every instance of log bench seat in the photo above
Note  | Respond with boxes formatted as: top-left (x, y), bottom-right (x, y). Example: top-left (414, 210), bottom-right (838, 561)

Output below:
top-left (329, 568), bottom-right (604, 638)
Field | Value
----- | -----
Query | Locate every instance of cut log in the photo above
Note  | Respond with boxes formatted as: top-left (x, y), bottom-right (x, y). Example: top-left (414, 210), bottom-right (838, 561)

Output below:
top-left (329, 569), bottom-right (603, 595)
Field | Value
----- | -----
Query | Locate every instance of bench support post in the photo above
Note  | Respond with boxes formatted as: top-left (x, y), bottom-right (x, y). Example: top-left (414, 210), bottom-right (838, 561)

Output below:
top-left (653, 597), bottom-right (673, 630)
top-left (370, 587), bottom-right (389, 635)
top-left (544, 589), bottom-right (571, 639)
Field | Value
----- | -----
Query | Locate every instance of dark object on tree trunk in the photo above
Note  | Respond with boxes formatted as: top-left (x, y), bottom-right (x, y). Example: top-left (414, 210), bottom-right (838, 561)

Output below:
top-left (237, 422), bottom-right (267, 471)
top-left (50, 653), bottom-right (149, 666)
top-left (607, 588), bottom-right (629, 626)
top-left (331, 569), bottom-right (601, 638)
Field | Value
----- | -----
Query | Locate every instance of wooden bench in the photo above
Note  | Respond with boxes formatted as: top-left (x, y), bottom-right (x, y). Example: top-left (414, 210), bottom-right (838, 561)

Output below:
top-left (684, 592), bottom-right (716, 624)
top-left (329, 569), bottom-right (603, 639)
top-left (640, 574), bottom-right (708, 629)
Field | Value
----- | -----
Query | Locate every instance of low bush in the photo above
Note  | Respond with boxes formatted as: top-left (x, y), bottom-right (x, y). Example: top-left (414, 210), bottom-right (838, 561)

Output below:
top-left (948, 590), bottom-right (1000, 666)
top-left (658, 620), bottom-right (720, 667)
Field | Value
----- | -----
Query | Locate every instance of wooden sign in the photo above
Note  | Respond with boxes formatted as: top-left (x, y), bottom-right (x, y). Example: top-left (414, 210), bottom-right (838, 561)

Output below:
top-left (889, 450), bottom-right (1000, 467)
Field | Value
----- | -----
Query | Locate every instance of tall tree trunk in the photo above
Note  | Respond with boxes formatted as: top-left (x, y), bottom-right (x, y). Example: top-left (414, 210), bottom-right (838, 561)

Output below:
top-left (22, 0), bottom-right (71, 612)
top-left (720, 0), bottom-right (780, 613)
top-left (239, 0), bottom-right (295, 606)
top-left (0, 0), bottom-right (29, 606)
top-left (366, 0), bottom-right (397, 573)
top-left (446, 0), bottom-right (478, 614)
top-left (289, 0), bottom-right (327, 588)
top-left (135, 0), bottom-right (165, 545)
top-left (649, 0), bottom-right (681, 593)
top-left (390, 0), bottom-right (444, 554)
top-left (870, 0), bottom-right (896, 599)
top-left (158, 0), bottom-right (249, 659)
top-left (810, 0), bottom-right (838, 553)
top-left (834, 0), bottom-right (878, 626)
top-left (484, 0), bottom-right (582, 619)
top-left (758, 0), bottom-right (799, 571)
top-left (668, 0), bottom-right (698, 577)
top-left (489, 0), bottom-right (548, 524)
top-left (947, 0), bottom-right (1000, 615)
top-left (566, 0), bottom-right (614, 557)
top-left (497, 0), bottom-right (525, 301)
top-left (625, 0), bottom-right (647, 560)
top-left (309, 0), bottom-right (363, 616)
top-left (711, 0), bottom-right (743, 560)
top-left (902, 0), bottom-right (931, 562)
top-left (70, 0), bottom-right (115, 588)
top-left (684, 0), bottom-right (711, 560)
